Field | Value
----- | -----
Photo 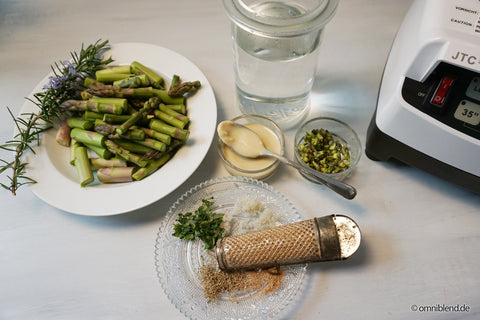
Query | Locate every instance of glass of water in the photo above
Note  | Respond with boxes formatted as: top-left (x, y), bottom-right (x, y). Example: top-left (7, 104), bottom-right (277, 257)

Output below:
top-left (223, 0), bottom-right (340, 129)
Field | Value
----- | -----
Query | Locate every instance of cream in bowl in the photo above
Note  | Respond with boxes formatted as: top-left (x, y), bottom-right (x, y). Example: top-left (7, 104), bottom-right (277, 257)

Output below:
top-left (217, 114), bottom-right (284, 180)
top-left (217, 121), bottom-right (265, 159)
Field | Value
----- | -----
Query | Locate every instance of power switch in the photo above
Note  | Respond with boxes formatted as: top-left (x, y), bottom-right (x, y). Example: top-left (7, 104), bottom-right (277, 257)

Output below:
top-left (430, 76), bottom-right (455, 107)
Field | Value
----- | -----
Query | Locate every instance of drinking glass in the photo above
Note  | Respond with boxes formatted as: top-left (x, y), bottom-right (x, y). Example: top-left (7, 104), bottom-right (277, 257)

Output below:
top-left (223, 0), bottom-right (340, 129)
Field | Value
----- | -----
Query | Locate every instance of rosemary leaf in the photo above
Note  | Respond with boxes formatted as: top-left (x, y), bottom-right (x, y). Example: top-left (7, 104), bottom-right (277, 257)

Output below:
top-left (0, 39), bottom-right (114, 195)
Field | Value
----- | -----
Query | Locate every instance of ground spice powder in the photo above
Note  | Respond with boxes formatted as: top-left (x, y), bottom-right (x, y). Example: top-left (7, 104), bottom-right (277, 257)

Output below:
top-left (199, 264), bottom-right (284, 302)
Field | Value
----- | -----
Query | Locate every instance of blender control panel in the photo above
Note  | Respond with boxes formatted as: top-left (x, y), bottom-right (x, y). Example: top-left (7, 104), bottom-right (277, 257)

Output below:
top-left (402, 62), bottom-right (480, 140)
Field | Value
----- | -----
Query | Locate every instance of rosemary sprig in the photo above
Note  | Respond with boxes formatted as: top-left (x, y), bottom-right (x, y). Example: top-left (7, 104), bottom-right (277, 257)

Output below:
top-left (0, 39), bottom-right (114, 195)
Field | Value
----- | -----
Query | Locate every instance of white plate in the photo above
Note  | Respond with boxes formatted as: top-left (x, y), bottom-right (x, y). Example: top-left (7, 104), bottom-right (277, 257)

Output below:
top-left (20, 42), bottom-right (217, 215)
top-left (155, 176), bottom-right (308, 320)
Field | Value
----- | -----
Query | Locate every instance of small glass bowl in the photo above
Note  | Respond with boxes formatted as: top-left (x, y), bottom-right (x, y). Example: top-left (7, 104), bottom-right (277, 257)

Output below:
top-left (294, 117), bottom-right (361, 182)
top-left (217, 114), bottom-right (285, 180)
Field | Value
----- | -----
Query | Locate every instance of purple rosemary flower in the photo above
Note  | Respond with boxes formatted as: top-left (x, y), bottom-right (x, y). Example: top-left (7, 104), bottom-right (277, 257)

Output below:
top-left (63, 60), bottom-right (79, 77)
top-left (43, 61), bottom-right (79, 90)
top-left (43, 75), bottom-right (65, 90)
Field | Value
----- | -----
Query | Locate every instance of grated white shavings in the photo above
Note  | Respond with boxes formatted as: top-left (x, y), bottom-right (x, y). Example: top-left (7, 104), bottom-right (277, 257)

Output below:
top-left (222, 198), bottom-right (280, 235)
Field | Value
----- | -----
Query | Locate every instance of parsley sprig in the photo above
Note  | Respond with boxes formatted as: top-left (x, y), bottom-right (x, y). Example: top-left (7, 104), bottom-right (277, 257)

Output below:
top-left (173, 198), bottom-right (226, 250)
top-left (0, 40), bottom-right (113, 195)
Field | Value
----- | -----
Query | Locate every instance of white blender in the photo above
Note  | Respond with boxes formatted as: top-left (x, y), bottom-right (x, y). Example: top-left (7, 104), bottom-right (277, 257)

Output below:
top-left (366, 0), bottom-right (480, 194)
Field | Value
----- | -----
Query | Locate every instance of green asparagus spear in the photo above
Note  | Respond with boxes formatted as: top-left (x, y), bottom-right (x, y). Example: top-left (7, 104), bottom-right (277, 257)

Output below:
top-left (80, 90), bottom-right (94, 100)
top-left (69, 140), bottom-right (81, 165)
top-left (60, 99), bottom-right (124, 114)
top-left (168, 80), bottom-right (201, 97)
top-left (86, 85), bottom-right (153, 99)
top-left (130, 61), bottom-right (164, 89)
top-left (132, 153), bottom-right (170, 181)
top-left (95, 66), bottom-right (133, 83)
top-left (83, 110), bottom-right (104, 121)
top-left (84, 143), bottom-right (113, 160)
top-left (95, 73), bottom-right (133, 83)
top-left (84, 77), bottom-right (103, 87)
top-left (95, 121), bottom-right (145, 140)
top-left (151, 88), bottom-right (184, 105)
top-left (166, 139), bottom-right (185, 152)
top-left (170, 74), bottom-right (180, 90)
top-left (74, 146), bottom-right (94, 187)
top-left (86, 85), bottom-right (186, 105)
top-left (70, 128), bottom-right (105, 148)
top-left (116, 97), bottom-right (160, 135)
top-left (153, 109), bottom-right (186, 129)
top-left (136, 138), bottom-right (166, 152)
top-left (159, 104), bottom-right (189, 127)
top-left (163, 104), bottom-right (186, 115)
top-left (102, 113), bottom-right (131, 124)
top-left (56, 120), bottom-right (71, 147)
top-left (149, 119), bottom-right (189, 141)
top-left (97, 65), bottom-right (132, 74)
top-left (113, 76), bottom-right (141, 88)
top-left (66, 118), bottom-right (94, 130)
top-left (97, 167), bottom-right (135, 183)
top-left (121, 127), bottom-right (145, 140)
top-left (104, 140), bottom-right (148, 168)
top-left (90, 158), bottom-right (127, 170)
top-left (113, 74), bottom-right (150, 88)
top-left (140, 127), bottom-right (171, 144)
top-left (114, 139), bottom-right (154, 154)
top-left (94, 119), bottom-right (116, 135)
top-left (136, 74), bottom-right (150, 86)
top-left (89, 97), bottom-right (128, 114)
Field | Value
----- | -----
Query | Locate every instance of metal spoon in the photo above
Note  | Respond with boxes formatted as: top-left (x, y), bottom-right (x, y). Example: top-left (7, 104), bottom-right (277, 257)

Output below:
top-left (217, 121), bottom-right (357, 200)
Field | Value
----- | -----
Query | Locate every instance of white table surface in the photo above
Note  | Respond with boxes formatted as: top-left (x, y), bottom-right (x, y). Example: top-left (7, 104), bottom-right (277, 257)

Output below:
top-left (1, 1), bottom-right (479, 319)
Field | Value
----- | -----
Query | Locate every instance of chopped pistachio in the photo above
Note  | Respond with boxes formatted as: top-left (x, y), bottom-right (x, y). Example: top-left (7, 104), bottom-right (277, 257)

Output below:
top-left (298, 128), bottom-right (351, 174)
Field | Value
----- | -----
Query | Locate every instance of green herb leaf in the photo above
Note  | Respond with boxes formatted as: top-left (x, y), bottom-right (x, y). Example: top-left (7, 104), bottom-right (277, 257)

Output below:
top-left (173, 197), bottom-right (226, 250)
top-left (0, 40), bottom-right (113, 195)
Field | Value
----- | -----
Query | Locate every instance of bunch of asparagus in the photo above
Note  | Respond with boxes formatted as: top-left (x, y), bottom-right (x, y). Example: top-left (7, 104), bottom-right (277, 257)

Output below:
top-left (55, 61), bottom-right (201, 187)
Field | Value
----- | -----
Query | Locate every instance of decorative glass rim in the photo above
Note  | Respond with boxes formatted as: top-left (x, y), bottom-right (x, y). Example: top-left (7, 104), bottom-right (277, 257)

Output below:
top-left (223, 0), bottom-right (339, 36)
